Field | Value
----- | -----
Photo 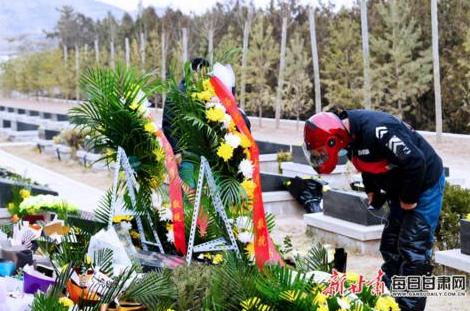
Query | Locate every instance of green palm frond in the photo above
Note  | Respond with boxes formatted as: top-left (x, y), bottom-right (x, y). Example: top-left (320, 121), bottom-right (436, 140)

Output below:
top-left (296, 245), bottom-right (333, 273)
top-left (31, 264), bottom-right (74, 311)
top-left (94, 188), bottom-right (115, 226)
top-left (93, 248), bottom-right (113, 275)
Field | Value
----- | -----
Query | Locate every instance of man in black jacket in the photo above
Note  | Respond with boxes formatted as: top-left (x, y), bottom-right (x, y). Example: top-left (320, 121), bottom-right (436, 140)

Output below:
top-left (303, 110), bottom-right (444, 311)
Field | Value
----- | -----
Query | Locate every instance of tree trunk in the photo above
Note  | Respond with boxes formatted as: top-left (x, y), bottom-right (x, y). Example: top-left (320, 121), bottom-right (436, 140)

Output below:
top-left (309, 8), bottom-right (322, 113)
top-left (75, 44), bottom-right (79, 101)
top-left (182, 28), bottom-right (188, 64)
top-left (208, 27), bottom-right (214, 64)
top-left (361, 0), bottom-right (372, 110)
top-left (94, 39), bottom-right (99, 64)
top-left (275, 17), bottom-right (288, 129)
top-left (431, 0), bottom-right (443, 142)
top-left (240, 21), bottom-right (250, 109)
top-left (110, 40), bottom-right (115, 69)
top-left (296, 114), bottom-right (300, 131)
top-left (140, 32), bottom-right (145, 68)
top-left (258, 104), bottom-right (262, 128)
top-left (161, 31), bottom-right (167, 108)
top-left (125, 37), bottom-right (130, 66)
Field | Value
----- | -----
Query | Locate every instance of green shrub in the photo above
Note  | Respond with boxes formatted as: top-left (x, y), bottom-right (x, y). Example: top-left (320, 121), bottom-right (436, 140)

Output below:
top-left (435, 183), bottom-right (470, 250)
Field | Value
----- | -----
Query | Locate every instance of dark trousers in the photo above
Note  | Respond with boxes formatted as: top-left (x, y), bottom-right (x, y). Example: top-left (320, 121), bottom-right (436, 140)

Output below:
top-left (380, 172), bottom-right (445, 311)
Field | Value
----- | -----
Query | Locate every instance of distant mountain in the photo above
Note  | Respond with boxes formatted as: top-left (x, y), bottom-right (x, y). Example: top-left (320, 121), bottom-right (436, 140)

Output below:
top-left (0, 0), bottom-right (126, 55)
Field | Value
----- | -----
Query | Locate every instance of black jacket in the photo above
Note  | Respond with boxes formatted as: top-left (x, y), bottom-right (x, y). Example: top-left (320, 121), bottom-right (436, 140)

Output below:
top-left (345, 110), bottom-right (443, 204)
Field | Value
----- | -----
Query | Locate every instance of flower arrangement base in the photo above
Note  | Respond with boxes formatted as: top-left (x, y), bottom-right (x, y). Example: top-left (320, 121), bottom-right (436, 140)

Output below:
top-left (460, 219), bottom-right (470, 255)
top-left (323, 189), bottom-right (386, 226)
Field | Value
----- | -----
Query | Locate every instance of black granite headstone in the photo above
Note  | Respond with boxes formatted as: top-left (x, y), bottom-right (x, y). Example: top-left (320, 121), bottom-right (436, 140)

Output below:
top-left (17, 109), bottom-right (26, 114)
top-left (260, 172), bottom-right (290, 192)
top-left (0, 106), bottom-right (5, 111)
top-left (41, 112), bottom-right (52, 119)
top-left (323, 189), bottom-right (386, 226)
top-left (56, 114), bottom-right (68, 121)
top-left (3, 120), bottom-right (11, 128)
top-left (0, 178), bottom-right (58, 208)
top-left (27, 110), bottom-right (40, 116)
top-left (7, 107), bottom-right (14, 113)
top-left (461, 219), bottom-right (470, 255)
top-left (44, 129), bottom-right (60, 140)
top-left (256, 141), bottom-right (290, 154)
top-left (16, 122), bottom-right (39, 131)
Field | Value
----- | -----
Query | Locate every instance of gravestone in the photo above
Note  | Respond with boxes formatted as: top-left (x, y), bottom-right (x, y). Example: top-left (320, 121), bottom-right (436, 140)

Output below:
top-left (3, 120), bottom-right (11, 128)
top-left (323, 189), bottom-right (386, 226)
top-left (7, 107), bottom-right (14, 113)
top-left (16, 122), bottom-right (39, 131)
top-left (17, 109), bottom-right (26, 115)
top-left (256, 140), bottom-right (290, 155)
top-left (460, 219), bottom-right (470, 255)
top-left (0, 178), bottom-right (58, 208)
top-left (44, 129), bottom-right (60, 140)
top-left (260, 172), bottom-right (290, 192)
top-left (27, 110), bottom-right (39, 117)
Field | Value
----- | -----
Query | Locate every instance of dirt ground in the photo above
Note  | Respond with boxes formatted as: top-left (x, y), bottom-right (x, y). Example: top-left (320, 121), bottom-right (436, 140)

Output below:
top-left (0, 144), bottom-right (113, 191)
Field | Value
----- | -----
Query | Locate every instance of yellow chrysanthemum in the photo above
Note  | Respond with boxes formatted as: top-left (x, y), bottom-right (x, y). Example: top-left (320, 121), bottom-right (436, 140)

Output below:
top-left (313, 293), bottom-right (327, 306)
top-left (113, 215), bottom-right (134, 223)
top-left (346, 272), bottom-right (360, 283)
top-left (7, 202), bottom-right (15, 210)
top-left (166, 309), bottom-right (176, 311)
top-left (245, 242), bottom-right (255, 256)
top-left (149, 177), bottom-right (160, 189)
top-left (217, 142), bottom-right (234, 162)
top-left (235, 132), bottom-right (251, 148)
top-left (85, 254), bottom-right (91, 265)
top-left (19, 189), bottom-right (31, 199)
top-left (206, 107), bottom-right (225, 122)
top-left (228, 120), bottom-right (237, 132)
top-left (129, 101), bottom-right (139, 110)
top-left (213, 254), bottom-right (224, 264)
top-left (58, 297), bottom-right (74, 308)
top-left (130, 230), bottom-right (140, 240)
top-left (144, 122), bottom-right (157, 134)
top-left (241, 179), bottom-right (257, 198)
top-left (317, 304), bottom-right (329, 311)
top-left (466, 213), bottom-right (470, 221)
top-left (166, 223), bottom-right (173, 231)
top-left (374, 296), bottom-right (399, 311)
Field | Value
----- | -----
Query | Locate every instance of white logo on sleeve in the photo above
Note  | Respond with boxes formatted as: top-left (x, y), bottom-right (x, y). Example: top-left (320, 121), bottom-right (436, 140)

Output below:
top-left (375, 126), bottom-right (388, 139)
top-left (387, 135), bottom-right (411, 155)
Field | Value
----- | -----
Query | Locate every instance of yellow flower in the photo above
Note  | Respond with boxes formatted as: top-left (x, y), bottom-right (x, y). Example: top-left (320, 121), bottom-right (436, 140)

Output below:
top-left (166, 223), bottom-right (173, 231)
top-left (466, 213), bottom-right (470, 221)
top-left (228, 120), bottom-right (237, 132)
top-left (144, 122), bottom-right (157, 134)
top-left (19, 189), bottom-right (31, 199)
top-left (244, 148), bottom-right (251, 160)
top-left (346, 272), bottom-right (360, 283)
top-left (202, 79), bottom-right (214, 92)
top-left (113, 215), bottom-right (134, 223)
top-left (130, 230), bottom-right (140, 240)
top-left (129, 101), bottom-right (139, 110)
top-left (375, 296), bottom-right (399, 311)
top-left (85, 254), bottom-right (91, 265)
top-left (149, 177), bottom-right (160, 189)
top-left (166, 309), bottom-right (176, 311)
top-left (7, 202), bottom-right (15, 210)
top-left (106, 149), bottom-right (114, 157)
top-left (58, 297), bottom-right (74, 308)
top-left (153, 148), bottom-right (165, 162)
top-left (217, 142), bottom-right (234, 162)
top-left (313, 293), bottom-right (327, 306)
top-left (317, 304), bottom-right (329, 311)
top-left (245, 243), bottom-right (255, 256)
top-left (213, 254), bottom-right (223, 264)
top-left (206, 107), bottom-right (225, 122)
top-left (235, 132), bottom-right (251, 148)
top-left (241, 179), bottom-right (257, 198)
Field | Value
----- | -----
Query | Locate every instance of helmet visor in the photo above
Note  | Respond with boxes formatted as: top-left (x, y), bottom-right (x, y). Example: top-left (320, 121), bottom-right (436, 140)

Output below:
top-left (302, 143), bottom-right (329, 172)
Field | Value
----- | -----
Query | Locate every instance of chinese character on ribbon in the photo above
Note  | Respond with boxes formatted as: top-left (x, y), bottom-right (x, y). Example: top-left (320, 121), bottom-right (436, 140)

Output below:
top-left (322, 270), bottom-right (347, 296)
top-left (366, 269), bottom-right (386, 296)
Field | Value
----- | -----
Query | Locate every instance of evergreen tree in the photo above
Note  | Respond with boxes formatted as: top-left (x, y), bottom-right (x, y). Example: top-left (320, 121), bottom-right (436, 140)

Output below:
top-left (321, 12), bottom-right (363, 110)
top-left (246, 14), bottom-right (278, 127)
top-left (283, 31), bottom-right (312, 130)
top-left (370, 0), bottom-right (432, 119)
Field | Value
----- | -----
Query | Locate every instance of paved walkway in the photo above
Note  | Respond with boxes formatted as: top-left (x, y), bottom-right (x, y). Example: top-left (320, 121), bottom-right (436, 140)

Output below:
top-left (0, 145), bottom-right (103, 214)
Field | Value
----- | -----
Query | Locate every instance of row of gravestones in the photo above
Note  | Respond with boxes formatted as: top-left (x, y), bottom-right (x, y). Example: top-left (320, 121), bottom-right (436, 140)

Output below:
top-left (256, 140), bottom-right (451, 227)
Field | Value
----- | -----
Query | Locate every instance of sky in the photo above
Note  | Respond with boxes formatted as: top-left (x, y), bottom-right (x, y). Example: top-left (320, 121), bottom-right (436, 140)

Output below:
top-left (98, 0), bottom-right (354, 14)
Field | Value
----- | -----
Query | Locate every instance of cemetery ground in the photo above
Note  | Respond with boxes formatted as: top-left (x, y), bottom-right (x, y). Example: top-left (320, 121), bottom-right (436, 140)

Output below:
top-left (0, 98), bottom-right (469, 310)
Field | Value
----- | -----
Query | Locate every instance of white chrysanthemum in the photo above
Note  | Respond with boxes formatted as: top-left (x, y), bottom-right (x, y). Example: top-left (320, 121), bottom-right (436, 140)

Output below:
top-left (337, 297), bottom-right (351, 310)
top-left (236, 216), bottom-right (252, 231)
top-left (238, 159), bottom-right (254, 179)
top-left (206, 102), bottom-right (216, 109)
top-left (224, 133), bottom-right (241, 149)
top-left (214, 103), bottom-right (226, 113)
top-left (166, 229), bottom-right (175, 244)
top-left (238, 231), bottom-right (253, 244)
top-left (222, 114), bottom-right (232, 129)
top-left (158, 207), bottom-right (173, 222)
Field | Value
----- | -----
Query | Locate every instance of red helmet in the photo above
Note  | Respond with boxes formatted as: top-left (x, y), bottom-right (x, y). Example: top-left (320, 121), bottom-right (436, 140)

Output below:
top-left (303, 112), bottom-right (351, 174)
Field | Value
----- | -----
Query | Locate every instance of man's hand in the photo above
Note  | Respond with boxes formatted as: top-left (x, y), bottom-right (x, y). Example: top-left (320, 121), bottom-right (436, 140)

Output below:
top-left (174, 153), bottom-right (182, 166)
top-left (400, 201), bottom-right (417, 210)
top-left (367, 192), bottom-right (374, 204)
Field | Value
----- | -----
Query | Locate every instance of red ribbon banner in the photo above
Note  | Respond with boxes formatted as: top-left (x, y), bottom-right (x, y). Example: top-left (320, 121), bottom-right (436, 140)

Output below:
top-left (157, 129), bottom-right (187, 255)
top-left (210, 77), bottom-right (283, 269)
